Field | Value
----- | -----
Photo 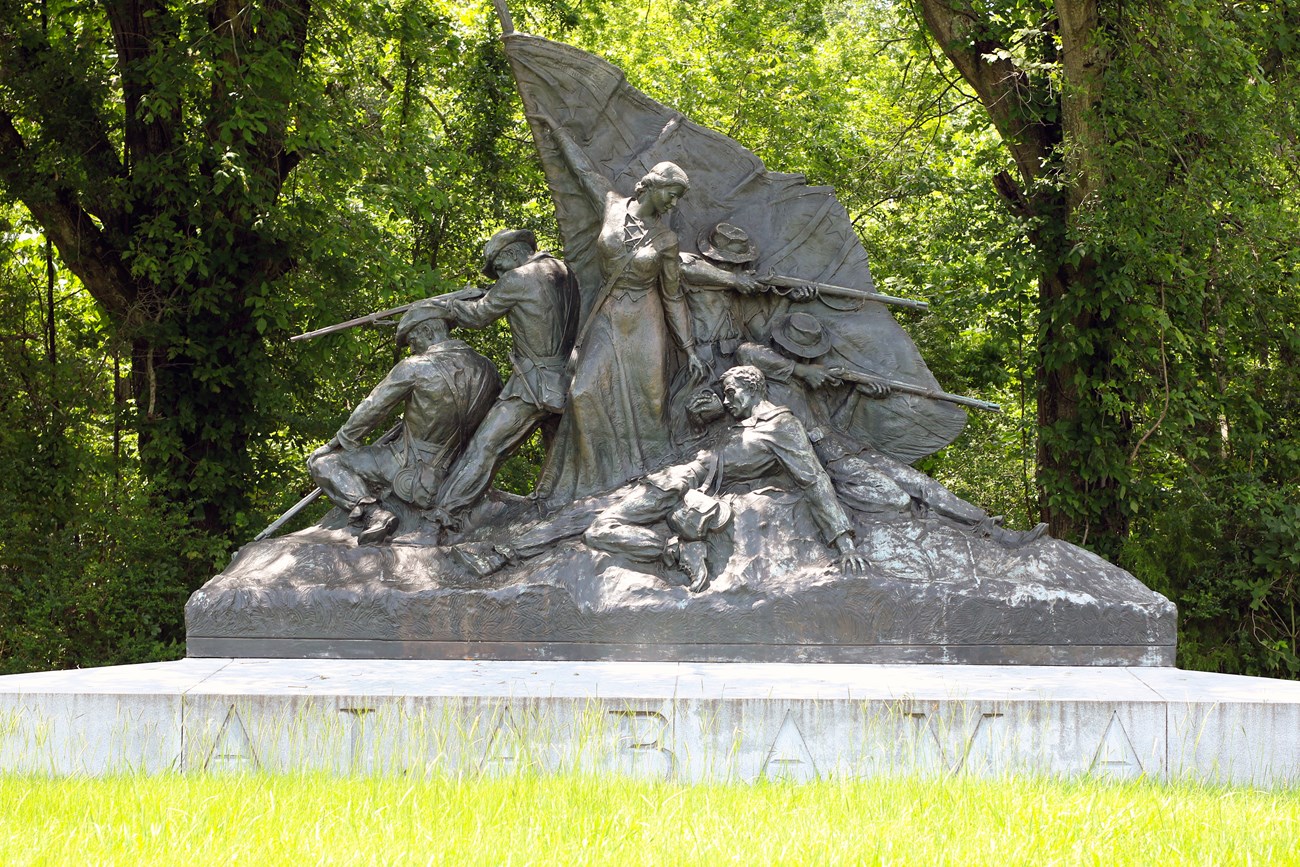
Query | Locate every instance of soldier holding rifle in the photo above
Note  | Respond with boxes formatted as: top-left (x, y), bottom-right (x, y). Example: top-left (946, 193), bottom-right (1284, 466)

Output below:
top-left (426, 229), bottom-right (580, 530)
top-left (735, 313), bottom-right (1045, 547)
top-left (306, 306), bottom-right (500, 546)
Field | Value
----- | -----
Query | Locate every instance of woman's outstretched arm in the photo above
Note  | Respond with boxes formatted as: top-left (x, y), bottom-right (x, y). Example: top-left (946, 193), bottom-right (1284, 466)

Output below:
top-left (531, 112), bottom-right (614, 209)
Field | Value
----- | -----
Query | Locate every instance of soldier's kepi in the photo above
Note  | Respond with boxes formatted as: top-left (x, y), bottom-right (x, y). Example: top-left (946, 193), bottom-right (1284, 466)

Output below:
top-left (307, 305), bottom-right (500, 546)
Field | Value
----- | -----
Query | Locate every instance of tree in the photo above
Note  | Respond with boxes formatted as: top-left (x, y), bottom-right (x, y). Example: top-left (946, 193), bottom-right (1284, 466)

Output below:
top-left (912, 0), bottom-right (1299, 555)
top-left (909, 0), bottom-right (1139, 548)
top-left (0, 1), bottom-right (561, 543)
top-left (0, 1), bottom-right (319, 542)
top-left (0, 1), bottom-right (573, 668)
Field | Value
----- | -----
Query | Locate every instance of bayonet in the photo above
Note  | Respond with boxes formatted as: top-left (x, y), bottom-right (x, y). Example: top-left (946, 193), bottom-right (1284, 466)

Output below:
top-left (289, 286), bottom-right (486, 342)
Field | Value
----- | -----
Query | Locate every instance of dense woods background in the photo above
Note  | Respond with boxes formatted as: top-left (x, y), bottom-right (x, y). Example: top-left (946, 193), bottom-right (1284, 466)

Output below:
top-left (1, 0), bottom-right (1296, 676)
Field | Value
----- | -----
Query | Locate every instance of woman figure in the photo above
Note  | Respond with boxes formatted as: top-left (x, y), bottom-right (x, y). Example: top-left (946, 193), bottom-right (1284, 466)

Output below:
top-left (535, 115), bottom-right (709, 501)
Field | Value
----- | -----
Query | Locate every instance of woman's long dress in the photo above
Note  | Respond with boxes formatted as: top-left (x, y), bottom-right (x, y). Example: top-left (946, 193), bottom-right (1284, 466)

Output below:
top-left (539, 196), bottom-right (694, 502)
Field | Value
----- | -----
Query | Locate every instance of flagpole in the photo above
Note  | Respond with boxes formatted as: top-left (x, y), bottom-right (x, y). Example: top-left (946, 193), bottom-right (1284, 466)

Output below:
top-left (492, 0), bottom-right (515, 35)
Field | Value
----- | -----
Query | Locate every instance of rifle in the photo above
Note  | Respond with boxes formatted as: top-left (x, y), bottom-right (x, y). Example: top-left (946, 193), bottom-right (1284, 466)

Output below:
top-left (252, 422), bottom-right (406, 541)
top-left (827, 366), bottom-right (1001, 412)
top-left (759, 273), bottom-right (930, 312)
top-left (289, 286), bottom-right (487, 342)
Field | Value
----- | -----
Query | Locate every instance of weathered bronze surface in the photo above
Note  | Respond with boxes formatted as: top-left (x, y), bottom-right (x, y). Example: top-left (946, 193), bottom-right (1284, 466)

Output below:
top-left (186, 17), bottom-right (1176, 665)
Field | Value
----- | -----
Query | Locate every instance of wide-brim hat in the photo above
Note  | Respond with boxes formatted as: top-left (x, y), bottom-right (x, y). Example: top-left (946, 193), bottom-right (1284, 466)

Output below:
top-left (697, 222), bottom-right (757, 265)
top-left (770, 311), bottom-right (832, 359)
top-left (396, 300), bottom-right (450, 347)
top-left (482, 228), bottom-right (537, 279)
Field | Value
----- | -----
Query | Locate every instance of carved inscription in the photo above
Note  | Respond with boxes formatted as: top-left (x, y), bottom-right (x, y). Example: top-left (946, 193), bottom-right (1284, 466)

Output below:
top-left (762, 711), bottom-right (818, 782)
top-left (1091, 712), bottom-right (1143, 779)
top-left (204, 705), bottom-right (259, 772)
top-left (957, 712), bottom-right (1006, 776)
top-left (608, 710), bottom-right (675, 779)
top-left (903, 711), bottom-right (949, 775)
top-left (901, 709), bottom-right (1004, 776)
top-left (339, 705), bottom-right (379, 774)
top-left (482, 710), bottom-right (524, 775)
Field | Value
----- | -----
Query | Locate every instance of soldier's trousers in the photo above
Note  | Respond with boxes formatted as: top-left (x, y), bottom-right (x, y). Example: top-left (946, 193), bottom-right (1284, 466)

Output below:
top-left (583, 483), bottom-right (684, 561)
top-left (437, 396), bottom-right (550, 517)
top-left (309, 443), bottom-right (401, 512)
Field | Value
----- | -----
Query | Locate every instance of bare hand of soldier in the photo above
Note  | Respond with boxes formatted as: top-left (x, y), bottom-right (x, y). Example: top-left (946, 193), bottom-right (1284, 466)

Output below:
top-left (795, 364), bottom-right (840, 389)
top-left (733, 271), bottom-right (764, 295)
top-left (688, 349), bottom-right (710, 383)
top-left (834, 534), bottom-right (869, 576)
top-left (788, 284), bottom-right (818, 303)
top-left (855, 379), bottom-right (891, 399)
top-left (309, 437), bottom-right (341, 463)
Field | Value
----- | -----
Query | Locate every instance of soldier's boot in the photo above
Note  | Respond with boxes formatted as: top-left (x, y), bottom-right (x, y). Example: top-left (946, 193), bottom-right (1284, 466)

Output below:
top-left (350, 500), bottom-right (398, 546)
top-left (665, 538), bottom-right (710, 593)
top-left (975, 516), bottom-right (1048, 549)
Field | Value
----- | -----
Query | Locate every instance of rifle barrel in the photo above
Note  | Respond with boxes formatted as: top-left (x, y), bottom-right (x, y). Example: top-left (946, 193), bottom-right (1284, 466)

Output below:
top-left (831, 367), bottom-right (1000, 412)
top-left (761, 274), bottom-right (929, 312)
top-left (290, 303), bottom-right (414, 342)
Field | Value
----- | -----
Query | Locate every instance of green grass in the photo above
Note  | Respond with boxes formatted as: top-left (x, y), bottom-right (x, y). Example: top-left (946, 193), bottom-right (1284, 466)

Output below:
top-left (1, 773), bottom-right (1298, 865)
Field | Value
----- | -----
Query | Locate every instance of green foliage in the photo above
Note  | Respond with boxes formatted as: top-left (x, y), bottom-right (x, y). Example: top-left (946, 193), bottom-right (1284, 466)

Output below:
top-left (1127, 471), bottom-right (1300, 677)
top-left (1080, 0), bottom-right (1300, 666)
top-left (0, 0), bottom-right (1296, 677)
top-left (0, 219), bottom-right (200, 670)
top-left (0, 1), bottom-right (576, 670)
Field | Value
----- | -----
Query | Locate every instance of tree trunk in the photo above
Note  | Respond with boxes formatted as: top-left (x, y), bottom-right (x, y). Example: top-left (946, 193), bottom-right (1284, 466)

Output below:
top-left (0, 1), bottom-right (310, 546)
top-left (917, 0), bottom-right (1132, 551)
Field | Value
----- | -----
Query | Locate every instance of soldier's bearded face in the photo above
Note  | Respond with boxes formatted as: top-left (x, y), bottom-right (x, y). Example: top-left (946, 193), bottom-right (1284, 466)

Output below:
top-left (494, 244), bottom-right (530, 274)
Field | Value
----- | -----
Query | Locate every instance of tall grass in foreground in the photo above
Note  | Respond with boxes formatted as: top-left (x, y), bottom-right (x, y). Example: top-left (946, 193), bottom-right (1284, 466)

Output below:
top-left (2, 773), bottom-right (1297, 865)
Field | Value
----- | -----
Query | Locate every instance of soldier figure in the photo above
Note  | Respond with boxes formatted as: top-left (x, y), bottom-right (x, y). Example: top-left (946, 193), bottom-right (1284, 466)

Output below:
top-left (678, 222), bottom-right (817, 376)
top-left (430, 229), bottom-right (580, 529)
top-left (736, 313), bottom-right (1046, 547)
top-left (584, 365), bottom-right (868, 591)
top-left (308, 306), bottom-right (501, 545)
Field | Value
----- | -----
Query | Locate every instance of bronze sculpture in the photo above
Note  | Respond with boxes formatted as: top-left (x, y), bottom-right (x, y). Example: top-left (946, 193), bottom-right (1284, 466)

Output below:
top-left (736, 314), bottom-right (1045, 546)
top-left (585, 366), bottom-right (867, 592)
top-left (306, 306), bottom-right (500, 545)
top-left (187, 14), bottom-right (1176, 667)
top-left (532, 113), bottom-right (710, 502)
top-left (427, 229), bottom-right (579, 530)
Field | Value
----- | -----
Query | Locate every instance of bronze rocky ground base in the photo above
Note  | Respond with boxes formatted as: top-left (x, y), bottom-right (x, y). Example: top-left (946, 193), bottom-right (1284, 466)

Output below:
top-left (186, 489), bottom-right (1176, 666)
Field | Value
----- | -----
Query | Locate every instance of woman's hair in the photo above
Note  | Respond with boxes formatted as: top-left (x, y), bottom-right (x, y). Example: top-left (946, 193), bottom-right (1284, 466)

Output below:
top-left (634, 161), bottom-right (691, 198)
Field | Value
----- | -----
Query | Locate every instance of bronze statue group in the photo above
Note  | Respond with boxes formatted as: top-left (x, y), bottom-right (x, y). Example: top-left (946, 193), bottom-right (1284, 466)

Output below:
top-left (304, 130), bottom-right (1044, 592)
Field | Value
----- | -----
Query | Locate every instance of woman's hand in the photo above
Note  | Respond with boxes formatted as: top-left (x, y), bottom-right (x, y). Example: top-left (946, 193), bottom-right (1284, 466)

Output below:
top-left (527, 109), bottom-right (557, 131)
top-left (688, 350), bottom-right (710, 383)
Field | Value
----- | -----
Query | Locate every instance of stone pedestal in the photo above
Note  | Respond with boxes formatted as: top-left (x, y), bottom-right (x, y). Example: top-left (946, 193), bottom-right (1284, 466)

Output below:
top-left (2, 660), bottom-right (1297, 787)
